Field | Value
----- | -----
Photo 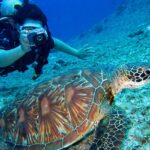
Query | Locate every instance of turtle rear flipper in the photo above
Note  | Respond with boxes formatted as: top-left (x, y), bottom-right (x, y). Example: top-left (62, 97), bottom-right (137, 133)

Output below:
top-left (90, 106), bottom-right (130, 150)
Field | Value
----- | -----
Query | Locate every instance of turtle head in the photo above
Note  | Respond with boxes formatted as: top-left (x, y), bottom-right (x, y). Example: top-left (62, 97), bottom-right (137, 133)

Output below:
top-left (112, 65), bottom-right (150, 95)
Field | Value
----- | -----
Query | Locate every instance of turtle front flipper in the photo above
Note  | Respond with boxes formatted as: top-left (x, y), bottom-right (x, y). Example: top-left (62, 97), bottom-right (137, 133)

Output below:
top-left (89, 106), bottom-right (130, 150)
top-left (67, 107), bottom-right (130, 150)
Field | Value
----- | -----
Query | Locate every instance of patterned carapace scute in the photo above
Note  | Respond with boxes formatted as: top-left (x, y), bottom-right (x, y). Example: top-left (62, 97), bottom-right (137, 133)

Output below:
top-left (0, 69), bottom-right (112, 150)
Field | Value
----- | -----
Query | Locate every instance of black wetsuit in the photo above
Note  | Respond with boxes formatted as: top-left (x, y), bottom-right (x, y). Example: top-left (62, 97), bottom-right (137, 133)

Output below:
top-left (0, 17), bottom-right (54, 79)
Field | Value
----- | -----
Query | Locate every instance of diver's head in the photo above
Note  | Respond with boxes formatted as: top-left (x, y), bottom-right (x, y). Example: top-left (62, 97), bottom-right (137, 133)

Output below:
top-left (20, 19), bottom-right (43, 30)
top-left (0, 0), bottom-right (23, 16)
top-left (14, 3), bottom-right (47, 27)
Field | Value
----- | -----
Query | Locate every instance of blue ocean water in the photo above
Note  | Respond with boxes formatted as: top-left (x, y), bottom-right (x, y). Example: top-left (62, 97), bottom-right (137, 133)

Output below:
top-left (0, 0), bottom-right (150, 149)
top-left (34, 0), bottom-right (123, 40)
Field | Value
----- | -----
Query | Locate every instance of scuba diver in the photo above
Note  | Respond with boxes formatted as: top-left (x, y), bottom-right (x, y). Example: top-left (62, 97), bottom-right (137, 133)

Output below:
top-left (0, 0), bottom-right (91, 80)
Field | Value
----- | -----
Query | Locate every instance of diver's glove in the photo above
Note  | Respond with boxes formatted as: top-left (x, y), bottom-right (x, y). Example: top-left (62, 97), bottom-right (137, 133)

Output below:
top-left (19, 30), bottom-right (31, 53)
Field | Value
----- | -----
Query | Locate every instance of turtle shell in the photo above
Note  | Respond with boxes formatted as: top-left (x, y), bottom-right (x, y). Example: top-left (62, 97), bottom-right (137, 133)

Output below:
top-left (0, 69), bottom-right (112, 150)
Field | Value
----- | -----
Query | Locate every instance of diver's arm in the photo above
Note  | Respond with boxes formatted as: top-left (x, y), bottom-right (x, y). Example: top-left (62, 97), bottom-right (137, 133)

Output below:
top-left (0, 46), bottom-right (26, 67)
top-left (53, 37), bottom-right (82, 59)
top-left (0, 29), bottom-right (31, 67)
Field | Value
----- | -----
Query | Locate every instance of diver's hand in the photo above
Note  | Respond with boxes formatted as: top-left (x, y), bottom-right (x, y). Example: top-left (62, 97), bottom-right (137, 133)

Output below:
top-left (19, 30), bottom-right (31, 53)
top-left (75, 46), bottom-right (94, 59)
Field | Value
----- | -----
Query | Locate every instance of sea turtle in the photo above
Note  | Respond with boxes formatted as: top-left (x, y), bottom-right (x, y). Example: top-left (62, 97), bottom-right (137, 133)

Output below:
top-left (0, 65), bottom-right (150, 150)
